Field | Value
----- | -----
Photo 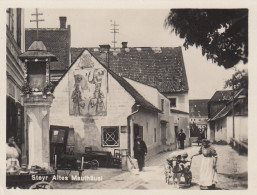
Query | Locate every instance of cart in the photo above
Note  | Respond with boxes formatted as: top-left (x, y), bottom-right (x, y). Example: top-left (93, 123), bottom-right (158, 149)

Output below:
top-left (6, 173), bottom-right (55, 189)
top-left (165, 155), bottom-right (194, 186)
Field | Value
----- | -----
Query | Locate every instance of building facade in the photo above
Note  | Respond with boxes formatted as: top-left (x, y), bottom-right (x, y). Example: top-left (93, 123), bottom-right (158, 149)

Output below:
top-left (70, 45), bottom-right (190, 149)
top-left (6, 8), bottom-right (25, 162)
top-left (207, 89), bottom-right (248, 144)
top-left (50, 49), bottom-right (172, 160)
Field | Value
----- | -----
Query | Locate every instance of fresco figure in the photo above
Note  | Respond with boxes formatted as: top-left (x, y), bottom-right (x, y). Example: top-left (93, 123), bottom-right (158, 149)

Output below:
top-left (71, 85), bottom-right (83, 115)
top-left (88, 69), bottom-right (106, 115)
top-left (70, 65), bottom-right (107, 116)
top-left (74, 73), bottom-right (89, 91)
top-left (78, 54), bottom-right (94, 69)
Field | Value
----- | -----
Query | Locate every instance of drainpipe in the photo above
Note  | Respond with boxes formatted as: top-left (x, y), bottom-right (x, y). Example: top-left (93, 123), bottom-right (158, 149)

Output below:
top-left (127, 105), bottom-right (141, 156)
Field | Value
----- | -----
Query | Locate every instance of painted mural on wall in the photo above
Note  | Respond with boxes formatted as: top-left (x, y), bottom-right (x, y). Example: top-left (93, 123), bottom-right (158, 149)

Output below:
top-left (69, 52), bottom-right (107, 116)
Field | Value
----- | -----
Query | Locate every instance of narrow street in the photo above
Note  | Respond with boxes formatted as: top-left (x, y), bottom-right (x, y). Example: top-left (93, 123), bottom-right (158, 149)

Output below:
top-left (52, 144), bottom-right (247, 190)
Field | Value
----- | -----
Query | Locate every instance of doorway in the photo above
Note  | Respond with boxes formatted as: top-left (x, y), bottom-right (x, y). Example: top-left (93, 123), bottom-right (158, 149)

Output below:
top-left (133, 124), bottom-right (143, 141)
top-left (49, 125), bottom-right (69, 164)
top-left (174, 126), bottom-right (179, 148)
top-left (161, 122), bottom-right (167, 145)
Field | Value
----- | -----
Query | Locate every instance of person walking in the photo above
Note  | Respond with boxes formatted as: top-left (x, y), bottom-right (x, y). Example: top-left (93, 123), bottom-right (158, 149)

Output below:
top-left (191, 139), bottom-right (218, 190)
top-left (133, 136), bottom-right (147, 171)
top-left (198, 129), bottom-right (203, 146)
top-left (178, 129), bottom-right (186, 149)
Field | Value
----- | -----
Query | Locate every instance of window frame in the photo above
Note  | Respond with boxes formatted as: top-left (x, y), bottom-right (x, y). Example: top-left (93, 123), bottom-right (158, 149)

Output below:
top-left (169, 97), bottom-right (177, 108)
top-left (101, 126), bottom-right (120, 147)
top-left (161, 99), bottom-right (164, 112)
top-left (154, 128), bottom-right (157, 142)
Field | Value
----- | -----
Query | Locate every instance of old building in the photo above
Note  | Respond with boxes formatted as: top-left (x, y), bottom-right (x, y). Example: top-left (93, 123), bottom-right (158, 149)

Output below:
top-left (50, 45), bottom-right (190, 161)
top-left (6, 8), bottom-right (25, 161)
top-left (207, 89), bottom-right (248, 144)
top-left (25, 17), bottom-right (71, 85)
top-left (189, 99), bottom-right (209, 139)
top-left (71, 45), bottom-right (190, 148)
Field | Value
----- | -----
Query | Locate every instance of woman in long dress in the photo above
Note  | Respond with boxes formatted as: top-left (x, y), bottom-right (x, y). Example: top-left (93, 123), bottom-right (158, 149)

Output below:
top-left (192, 139), bottom-right (218, 190)
top-left (6, 136), bottom-right (21, 172)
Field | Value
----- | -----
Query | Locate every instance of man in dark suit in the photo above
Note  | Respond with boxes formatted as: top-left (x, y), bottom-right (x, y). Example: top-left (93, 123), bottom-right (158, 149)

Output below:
top-left (133, 136), bottom-right (147, 171)
top-left (178, 129), bottom-right (186, 149)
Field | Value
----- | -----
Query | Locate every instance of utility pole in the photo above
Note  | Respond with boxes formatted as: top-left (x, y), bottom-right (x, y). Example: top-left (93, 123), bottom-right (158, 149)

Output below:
top-left (30, 8), bottom-right (44, 40)
top-left (232, 74), bottom-right (235, 139)
top-left (110, 20), bottom-right (119, 49)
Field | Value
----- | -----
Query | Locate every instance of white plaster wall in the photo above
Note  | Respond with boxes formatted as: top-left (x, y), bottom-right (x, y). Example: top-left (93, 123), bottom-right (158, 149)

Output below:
top-left (171, 113), bottom-right (190, 147)
top-left (125, 77), bottom-right (176, 154)
top-left (167, 92), bottom-right (189, 113)
top-left (133, 111), bottom-right (159, 154)
top-left (125, 78), bottom-right (159, 108)
top-left (214, 118), bottom-right (227, 142)
top-left (227, 116), bottom-right (248, 143)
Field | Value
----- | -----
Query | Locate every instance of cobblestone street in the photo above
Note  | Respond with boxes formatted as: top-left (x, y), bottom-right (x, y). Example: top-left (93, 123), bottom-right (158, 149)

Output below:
top-left (52, 144), bottom-right (247, 190)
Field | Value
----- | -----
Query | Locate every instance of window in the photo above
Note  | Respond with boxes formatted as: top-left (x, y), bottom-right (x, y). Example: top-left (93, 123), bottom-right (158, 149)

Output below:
top-left (161, 99), bottom-right (164, 112)
top-left (154, 128), bottom-right (157, 142)
top-left (102, 127), bottom-right (119, 147)
top-left (51, 129), bottom-right (65, 143)
top-left (169, 98), bottom-right (176, 107)
top-left (121, 126), bottom-right (127, 133)
top-left (16, 8), bottom-right (22, 48)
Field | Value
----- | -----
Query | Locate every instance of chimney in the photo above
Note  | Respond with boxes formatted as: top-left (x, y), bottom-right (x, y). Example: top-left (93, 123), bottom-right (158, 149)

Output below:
top-left (99, 44), bottom-right (111, 53)
top-left (122, 42), bottom-right (128, 48)
top-left (59, 16), bottom-right (67, 28)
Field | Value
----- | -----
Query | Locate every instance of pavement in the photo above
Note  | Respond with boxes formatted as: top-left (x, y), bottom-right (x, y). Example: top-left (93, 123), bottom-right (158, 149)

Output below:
top-left (52, 144), bottom-right (248, 190)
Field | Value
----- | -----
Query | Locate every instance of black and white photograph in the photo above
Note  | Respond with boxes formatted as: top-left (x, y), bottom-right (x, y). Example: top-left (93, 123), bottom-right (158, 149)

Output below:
top-left (3, 2), bottom-right (253, 191)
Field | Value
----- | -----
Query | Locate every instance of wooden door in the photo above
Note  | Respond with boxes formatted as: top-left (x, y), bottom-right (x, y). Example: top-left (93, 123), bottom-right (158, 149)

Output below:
top-left (49, 125), bottom-right (69, 164)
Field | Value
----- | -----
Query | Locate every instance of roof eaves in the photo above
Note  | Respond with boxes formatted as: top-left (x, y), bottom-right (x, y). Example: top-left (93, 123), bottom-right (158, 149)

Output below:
top-left (170, 109), bottom-right (189, 115)
top-left (208, 100), bottom-right (240, 121)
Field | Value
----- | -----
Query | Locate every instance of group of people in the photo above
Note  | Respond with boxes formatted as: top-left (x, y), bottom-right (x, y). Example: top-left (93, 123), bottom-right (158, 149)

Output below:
top-left (7, 130), bottom-right (217, 190)
top-left (133, 131), bottom-right (218, 190)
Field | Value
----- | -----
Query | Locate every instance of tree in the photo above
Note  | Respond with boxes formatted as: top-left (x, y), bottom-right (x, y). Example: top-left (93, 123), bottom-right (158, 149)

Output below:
top-left (165, 9), bottom-right (248, 69)
top-left (224, 69), bottom-right (248, 90)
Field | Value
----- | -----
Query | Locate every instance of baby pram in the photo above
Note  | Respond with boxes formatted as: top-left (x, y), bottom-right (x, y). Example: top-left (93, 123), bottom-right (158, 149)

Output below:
top-left (165, 153), bottom-right (194, 186)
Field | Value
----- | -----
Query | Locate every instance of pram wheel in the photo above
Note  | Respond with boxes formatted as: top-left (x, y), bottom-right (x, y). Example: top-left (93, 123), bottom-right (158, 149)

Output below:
top-left (184, 171), bottom-right (192, 186)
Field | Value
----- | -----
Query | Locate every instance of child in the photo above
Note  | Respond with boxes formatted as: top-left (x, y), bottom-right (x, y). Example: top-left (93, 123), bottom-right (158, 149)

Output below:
top-left (180, 152), bottom-right (192, 185)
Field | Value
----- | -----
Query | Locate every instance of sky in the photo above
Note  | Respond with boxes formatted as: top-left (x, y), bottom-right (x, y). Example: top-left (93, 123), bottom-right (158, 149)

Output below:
top-left (24, 8), bottom-right (247, 99)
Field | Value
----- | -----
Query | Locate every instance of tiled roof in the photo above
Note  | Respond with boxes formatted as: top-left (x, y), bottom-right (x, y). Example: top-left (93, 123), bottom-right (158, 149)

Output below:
top-left (189, 99), bottom-right (209, 117)
top-left (209, 90), bottom-right (233, 102)
top-left (70, 47), bottom-right (189, 93)
top-left (56, 48), bottom-right (161, 113)
top-left (25, 28), bottom-right (70, 71)
top-left (209, 88), bottom-right (246, 121)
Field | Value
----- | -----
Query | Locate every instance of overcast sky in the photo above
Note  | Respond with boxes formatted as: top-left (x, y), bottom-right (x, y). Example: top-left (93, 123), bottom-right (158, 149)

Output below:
top-left (24, 8), bottom-right (247, 99)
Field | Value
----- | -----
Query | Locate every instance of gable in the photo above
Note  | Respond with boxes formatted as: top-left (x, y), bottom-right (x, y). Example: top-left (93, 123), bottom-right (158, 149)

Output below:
top-left (68, 50), bottom-right (107, 116)
top-left (57, 49), bottom-right (161, 114)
